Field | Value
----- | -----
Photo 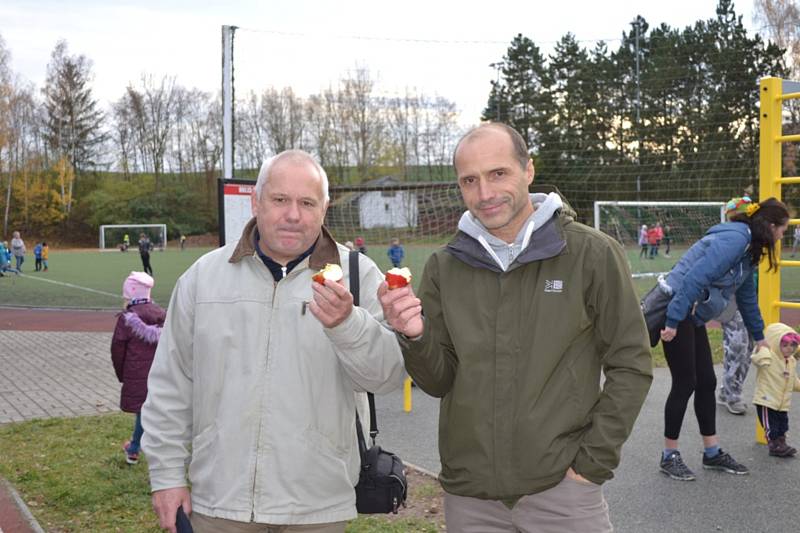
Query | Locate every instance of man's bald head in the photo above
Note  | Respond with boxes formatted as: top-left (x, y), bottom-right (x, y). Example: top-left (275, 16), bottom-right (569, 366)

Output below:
top-left (453, 123), bottom-right (530, 172)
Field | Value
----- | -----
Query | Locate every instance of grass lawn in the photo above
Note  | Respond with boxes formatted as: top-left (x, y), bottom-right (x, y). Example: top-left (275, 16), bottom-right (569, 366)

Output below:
top-left (0, 413), bottom-right (442, 533)
top-left (0, 244), bottom-right (443, 309)
top-left (5, 240), bottom-right (800, 311)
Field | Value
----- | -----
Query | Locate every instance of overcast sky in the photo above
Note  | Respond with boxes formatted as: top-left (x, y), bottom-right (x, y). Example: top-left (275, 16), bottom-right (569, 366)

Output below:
top-left (2, 0), bottom-right (760, 125)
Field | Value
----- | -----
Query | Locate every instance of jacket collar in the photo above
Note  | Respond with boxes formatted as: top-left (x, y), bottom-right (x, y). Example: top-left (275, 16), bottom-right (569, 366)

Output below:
top-left (446, 214), bottom-right (568, 273)
top-left (228, 217), bottom-right (341, 269)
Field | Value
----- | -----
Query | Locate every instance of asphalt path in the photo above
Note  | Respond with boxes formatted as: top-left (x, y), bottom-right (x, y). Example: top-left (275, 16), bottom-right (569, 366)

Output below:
top-left (376, 366), bottom-right (800, 533)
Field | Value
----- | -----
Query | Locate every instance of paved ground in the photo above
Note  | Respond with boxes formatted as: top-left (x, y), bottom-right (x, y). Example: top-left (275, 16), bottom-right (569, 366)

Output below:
top-left (376, 368), bottom-right (800, 533)
top-left (2, 312), bottom-right (800, 531)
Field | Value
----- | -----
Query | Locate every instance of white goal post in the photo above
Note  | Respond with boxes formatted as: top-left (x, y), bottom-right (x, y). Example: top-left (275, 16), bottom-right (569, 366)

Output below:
top-left (99, 224), bottom-right (168, 250)
top-left (594, 201), bottom-right (726, 232)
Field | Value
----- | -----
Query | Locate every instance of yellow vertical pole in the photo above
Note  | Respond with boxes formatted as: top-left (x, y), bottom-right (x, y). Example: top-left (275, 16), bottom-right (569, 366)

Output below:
top-left (758, 77), bottom-right (782, 326)
top-left (756, 77), bottom-right (783, 445)
top-left (756, 417), bottom-right (768, 445)
top-left (403, 377), bottom-right (412, 412)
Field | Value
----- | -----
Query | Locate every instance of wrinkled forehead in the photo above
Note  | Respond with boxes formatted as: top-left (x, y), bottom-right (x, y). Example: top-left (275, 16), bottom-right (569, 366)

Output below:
top-left (267, 158), bottom-right (325, 196)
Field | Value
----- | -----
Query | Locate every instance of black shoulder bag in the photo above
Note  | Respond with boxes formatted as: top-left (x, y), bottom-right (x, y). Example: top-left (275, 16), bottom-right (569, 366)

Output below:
top-left (348, 250), bottom-right (408, 514)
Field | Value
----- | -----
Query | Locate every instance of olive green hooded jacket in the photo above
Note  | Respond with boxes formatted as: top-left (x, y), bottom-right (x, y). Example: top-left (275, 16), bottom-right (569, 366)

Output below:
top-left (401, 191), bottom-right (653, 500)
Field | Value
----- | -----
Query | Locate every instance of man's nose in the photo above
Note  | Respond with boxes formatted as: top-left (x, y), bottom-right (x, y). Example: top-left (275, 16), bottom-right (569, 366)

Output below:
top-left (476, 179), bottom-right (493, 201)
top-left (285, 201), bottom-right (301, 221)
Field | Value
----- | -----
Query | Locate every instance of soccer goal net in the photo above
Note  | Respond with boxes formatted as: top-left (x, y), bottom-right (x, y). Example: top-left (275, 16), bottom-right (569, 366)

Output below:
top-left (99, 224), bottom-right (168, 251)
top-left (594, 201), bottom-right (726, 278)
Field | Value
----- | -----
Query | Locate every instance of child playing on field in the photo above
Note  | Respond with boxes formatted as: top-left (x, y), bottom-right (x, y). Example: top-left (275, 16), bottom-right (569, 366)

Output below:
top-left (355, 236), bottom-right (367, 256)
top-left (33, 242), bottom-right (42, 272)
top-left (752, 323), bottom-right (800, 457)
top-left (387, 237), bottom-right (405, 268)
top-left (110, 272), bottom-right (165, 464)
top-left (41, 242), bottom-right (49, 272)
top-left (638, 225), bottom-right (648, 259)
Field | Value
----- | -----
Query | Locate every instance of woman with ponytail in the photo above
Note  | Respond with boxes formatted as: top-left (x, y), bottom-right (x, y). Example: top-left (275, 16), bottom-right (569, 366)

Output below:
top-left (655, 197), bottom-right (789, 481)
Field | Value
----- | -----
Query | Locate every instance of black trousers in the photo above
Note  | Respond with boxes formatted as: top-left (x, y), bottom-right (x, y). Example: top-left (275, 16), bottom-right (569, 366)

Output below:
top-left (756, 404), bottom-right (789, 440)
top-left (663, 318), bottom-right (717, 440)
top-left (140, 252), bottom-right (153, 276)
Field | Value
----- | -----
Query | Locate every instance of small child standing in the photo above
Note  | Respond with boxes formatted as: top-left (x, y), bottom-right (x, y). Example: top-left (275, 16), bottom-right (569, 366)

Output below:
top-left (41, 242), bottom-right (49, 272)
top-left (111, 272), bottom-right (166, 464)
top-left (752, 323), bottom-right (800, 457)
top-left (638, 225), bottom-right (648, 259)
top-left (387, 237), bottom-right (405, 268)
top-left (33, 242), bottom-right (43, 272)
top-left (355, 236), bottom-right (367, 256)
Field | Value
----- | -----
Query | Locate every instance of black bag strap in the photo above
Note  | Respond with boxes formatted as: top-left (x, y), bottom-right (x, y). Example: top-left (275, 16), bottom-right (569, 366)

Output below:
top-left (349, 250), bottom-right (379, 445)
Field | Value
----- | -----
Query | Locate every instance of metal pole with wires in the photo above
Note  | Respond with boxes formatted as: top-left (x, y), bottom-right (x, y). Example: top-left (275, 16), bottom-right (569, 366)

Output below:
top-left (489, 61), bottom-right (504, 121)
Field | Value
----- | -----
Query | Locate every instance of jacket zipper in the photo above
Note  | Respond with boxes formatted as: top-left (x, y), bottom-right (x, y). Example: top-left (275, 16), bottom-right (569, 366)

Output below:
top-left (251, 276), bottom-right (280, 521)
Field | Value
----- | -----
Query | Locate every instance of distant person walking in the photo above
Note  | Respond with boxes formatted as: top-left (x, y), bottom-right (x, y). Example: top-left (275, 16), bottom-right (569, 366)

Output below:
top-left (111, 272), bottom-right (165, 465)
top-left (10, 231), bottom-right (25, 271)
top-left (791, 225), bottom-right (800, 257)
top-left (180, 234), bottom-right (187, 251)
top-left (663, 224), bottom-right (672, 258)
top-left (387, 237), bottom-right (405, 268)
top-left (138, 233), bottom-right (153, 276)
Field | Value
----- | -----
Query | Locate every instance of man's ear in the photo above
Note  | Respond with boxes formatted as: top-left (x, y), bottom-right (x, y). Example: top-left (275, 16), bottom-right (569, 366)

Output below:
top-left (527, 158), bottom-right (535, 185)
top-left (250, 189), bottom-right (259, 218)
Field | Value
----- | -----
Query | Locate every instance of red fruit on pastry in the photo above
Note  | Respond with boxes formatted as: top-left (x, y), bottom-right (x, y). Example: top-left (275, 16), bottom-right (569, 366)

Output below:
top-left (312, 263), bottom-right (343, 284)
top-left (385, 267), bottom-right (412, 289)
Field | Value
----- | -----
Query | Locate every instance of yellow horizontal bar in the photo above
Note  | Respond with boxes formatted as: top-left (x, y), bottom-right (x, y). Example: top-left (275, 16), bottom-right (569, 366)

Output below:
top-left (776, 301), bottom-right (800, 310)
top-left (776, 177), bottom-right (800, 184)
top-left (777, 134), bottom-right (800, 142)
top-left (780, 260), bottom-right (800, 267)
top-left (779, 92), bottom-right (800, 101)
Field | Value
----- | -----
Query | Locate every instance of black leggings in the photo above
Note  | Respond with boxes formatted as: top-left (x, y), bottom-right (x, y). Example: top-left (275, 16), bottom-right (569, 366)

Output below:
top-left (663, 318), bottom-right (717, 440)
top-left (140, 253), bottom-right (153, 276)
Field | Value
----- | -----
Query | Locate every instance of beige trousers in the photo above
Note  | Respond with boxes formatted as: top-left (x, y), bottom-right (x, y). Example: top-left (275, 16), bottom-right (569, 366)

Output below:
top-left (443, 475), bottom-right (613, 533)
top-left (190, 513), bottom-right (347, 533)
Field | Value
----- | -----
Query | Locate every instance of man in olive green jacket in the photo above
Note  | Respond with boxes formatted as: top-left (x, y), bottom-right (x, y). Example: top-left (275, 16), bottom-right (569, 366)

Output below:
top-left (379, 123), bottom-right (652, 532)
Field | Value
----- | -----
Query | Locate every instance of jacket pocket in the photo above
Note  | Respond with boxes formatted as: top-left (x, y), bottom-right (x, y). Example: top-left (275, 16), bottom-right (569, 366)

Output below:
top-left (301, 426), bottom-right (357, 495)
top-left (695, 287), bottom-right (726, 323)
top-left (188, 423), bottom-right (217, 488)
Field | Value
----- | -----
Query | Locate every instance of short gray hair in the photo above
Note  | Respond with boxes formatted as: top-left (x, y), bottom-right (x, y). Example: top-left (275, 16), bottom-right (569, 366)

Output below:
top-left (453, 122), bottom-right (530, 171)
top-left (255, 150), bottom-right (330, 202)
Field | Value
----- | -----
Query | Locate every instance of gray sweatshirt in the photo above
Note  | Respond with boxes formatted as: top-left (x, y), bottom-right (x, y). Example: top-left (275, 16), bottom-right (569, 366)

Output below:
top-left (456, 192), bottom-right (564, 271)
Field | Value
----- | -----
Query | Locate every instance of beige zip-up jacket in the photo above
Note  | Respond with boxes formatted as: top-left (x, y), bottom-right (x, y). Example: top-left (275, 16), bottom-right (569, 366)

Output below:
top-left (141, 219), bottom-right (405, 524)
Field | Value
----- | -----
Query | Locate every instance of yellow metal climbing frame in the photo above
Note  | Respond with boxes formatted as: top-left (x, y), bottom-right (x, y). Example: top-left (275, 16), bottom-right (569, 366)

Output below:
top-left (756, 77), bottom-right (800, 443)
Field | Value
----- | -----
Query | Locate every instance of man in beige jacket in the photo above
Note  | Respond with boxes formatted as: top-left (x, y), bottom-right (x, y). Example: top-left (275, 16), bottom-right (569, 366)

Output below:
top-left (142, 150), bottom-right (405, 533)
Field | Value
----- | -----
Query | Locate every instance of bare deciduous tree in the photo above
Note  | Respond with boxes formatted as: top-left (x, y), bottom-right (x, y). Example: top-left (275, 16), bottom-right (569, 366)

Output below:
top-left (124, 74), bottom-right (178, 189)
top-left (754, 0), bottom-right (800, 75)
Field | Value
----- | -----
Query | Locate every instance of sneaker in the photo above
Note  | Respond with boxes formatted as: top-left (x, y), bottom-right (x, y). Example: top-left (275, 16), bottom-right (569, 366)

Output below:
top-left (660, 451), bottom-right (696, 481)
top-left (716, 389), bottom-right (728, 406)
top-left (123, 440), bottom-right (139, 465)
top-left (702, 449), bottom-right (748, 474)
top-left (725, 400), bottom-right (747, 415)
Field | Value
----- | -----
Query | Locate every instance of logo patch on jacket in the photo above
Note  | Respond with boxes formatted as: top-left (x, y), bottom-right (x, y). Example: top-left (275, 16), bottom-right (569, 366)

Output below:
top-left (544, 280), bottom-right (564, 293)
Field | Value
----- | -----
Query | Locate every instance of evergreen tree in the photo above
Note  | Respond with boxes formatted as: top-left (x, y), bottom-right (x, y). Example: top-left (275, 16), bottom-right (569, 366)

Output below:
top-left (42, 40), bottom-right (106, 215)
top-left (482, 34), bottom-right (551, 153)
